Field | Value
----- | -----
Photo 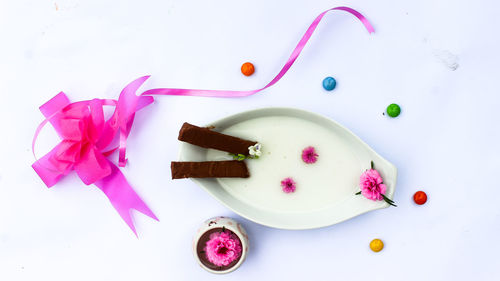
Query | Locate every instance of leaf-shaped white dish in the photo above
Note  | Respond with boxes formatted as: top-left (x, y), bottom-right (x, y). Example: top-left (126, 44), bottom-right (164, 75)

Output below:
top-left (178, 108), bottom-right (397, 229)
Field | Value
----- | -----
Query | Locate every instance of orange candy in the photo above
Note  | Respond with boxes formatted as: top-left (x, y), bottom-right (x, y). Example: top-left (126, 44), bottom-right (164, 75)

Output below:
top-left (413, 191), bottom-right (427, 205)
top-left (241, 62), bottom-right (255, 76)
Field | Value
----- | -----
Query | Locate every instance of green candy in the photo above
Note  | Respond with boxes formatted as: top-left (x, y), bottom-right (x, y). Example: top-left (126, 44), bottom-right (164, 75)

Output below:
top-left (386, 103), bottom-right (401, 117)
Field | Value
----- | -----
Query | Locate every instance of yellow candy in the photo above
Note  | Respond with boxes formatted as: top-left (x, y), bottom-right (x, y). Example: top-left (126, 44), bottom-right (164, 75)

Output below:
top-left (370, 239), bottom-right (384, 252)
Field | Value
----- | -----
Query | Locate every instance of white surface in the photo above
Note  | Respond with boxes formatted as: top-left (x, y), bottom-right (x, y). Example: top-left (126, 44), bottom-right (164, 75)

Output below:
top-left (180, 108), bottom-right (397, 229)
top-left (0, 0), bottom-right (499, 280)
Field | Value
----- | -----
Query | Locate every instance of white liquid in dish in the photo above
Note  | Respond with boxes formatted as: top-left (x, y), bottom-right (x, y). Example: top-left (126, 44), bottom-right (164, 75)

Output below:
top-left (206, 116), bottom-right (362, 213)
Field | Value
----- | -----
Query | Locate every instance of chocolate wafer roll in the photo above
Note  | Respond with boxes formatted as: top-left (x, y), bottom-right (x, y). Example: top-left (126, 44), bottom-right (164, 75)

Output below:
top-left (171, 161), bottom-right (250, 179)
top-left (178, 123), bottom-right (257, 155)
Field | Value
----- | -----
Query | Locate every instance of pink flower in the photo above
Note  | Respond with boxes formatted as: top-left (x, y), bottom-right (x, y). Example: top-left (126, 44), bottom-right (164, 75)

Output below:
top-left (359, 169), bottom-right (387, 201)
top-left (204, 231), bottom-right (242, 267)
top-left (301, 146), bottom-right (318, 164)
top-left (281, 177), bottom-right (296, 193)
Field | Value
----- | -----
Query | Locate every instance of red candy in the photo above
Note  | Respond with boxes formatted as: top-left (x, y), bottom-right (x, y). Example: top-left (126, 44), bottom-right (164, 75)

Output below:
top-left (413, 191), bottom-right (427, 205)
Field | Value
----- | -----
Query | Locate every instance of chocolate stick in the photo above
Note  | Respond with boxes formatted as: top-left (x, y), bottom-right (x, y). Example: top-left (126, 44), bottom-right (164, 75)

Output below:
top-left (178, 123), bottom-right (257, 155)
top-left (171, 161), bottom-right (250, 179)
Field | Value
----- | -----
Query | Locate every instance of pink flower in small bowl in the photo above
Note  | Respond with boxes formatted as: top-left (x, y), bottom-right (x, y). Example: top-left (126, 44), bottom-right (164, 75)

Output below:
top-left (281, 177), bottom-right (296, 193)
top-left (356, 161), bottom-right (396, 207)
top-left (301, 146), bottom-right (318, 164)
top-left (204, 231), bottom-right (242, 267)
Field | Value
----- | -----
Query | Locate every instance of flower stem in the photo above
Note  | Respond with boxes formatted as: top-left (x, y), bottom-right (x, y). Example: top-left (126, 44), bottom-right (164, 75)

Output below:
top-left (382, 194), bottom-right (397, 207)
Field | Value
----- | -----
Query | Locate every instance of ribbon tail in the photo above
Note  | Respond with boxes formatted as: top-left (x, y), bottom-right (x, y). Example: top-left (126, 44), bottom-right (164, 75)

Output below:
top-left (140, 7), bottom-right (374, 98)
top-left (333, 6), bottom-right (375, 33)
top-left (94, 161), bottom-right (158, 236)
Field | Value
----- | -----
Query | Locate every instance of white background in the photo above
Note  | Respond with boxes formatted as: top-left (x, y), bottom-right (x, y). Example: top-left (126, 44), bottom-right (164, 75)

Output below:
top-left (1, 0), bottom-right (499, 280)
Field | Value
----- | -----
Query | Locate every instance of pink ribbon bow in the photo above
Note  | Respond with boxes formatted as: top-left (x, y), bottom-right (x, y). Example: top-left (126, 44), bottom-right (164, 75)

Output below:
top-left (32, 6), bottom-right (373, 235)
top-left (32, 80), bottom-right (158, 236)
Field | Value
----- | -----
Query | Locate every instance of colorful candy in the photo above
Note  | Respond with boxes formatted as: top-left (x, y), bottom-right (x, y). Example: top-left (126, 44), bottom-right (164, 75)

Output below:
top-left (241, 62), bottom-right (255, 76)
top-left (413, 191), bottom-right (427, 205)
top-left (322, 76), bottom-right (337, 91)
top-left (386, 103), bottom-right (401, 117)
top-left (369, 239), bottom-right (384, 252)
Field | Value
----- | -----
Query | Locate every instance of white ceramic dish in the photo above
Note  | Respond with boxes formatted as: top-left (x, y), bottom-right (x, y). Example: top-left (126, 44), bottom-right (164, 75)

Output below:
top-left (178, 108), bottom-right (397, 229)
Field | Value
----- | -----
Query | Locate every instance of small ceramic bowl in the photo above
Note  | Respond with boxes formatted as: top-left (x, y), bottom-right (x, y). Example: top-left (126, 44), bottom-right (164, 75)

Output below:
top-left (193, 216), bottom-right (249, 274)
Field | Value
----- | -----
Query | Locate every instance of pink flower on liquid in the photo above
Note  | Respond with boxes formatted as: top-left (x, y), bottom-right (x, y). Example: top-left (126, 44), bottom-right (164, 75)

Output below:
top-left (281, 177), bottom-right (296, 193)
top-left (205, 231), bottom-right (242, 267)
top-left (359, 169), bottom-right (387, 201)
top-left (301, 146), bottom-right (318, 164)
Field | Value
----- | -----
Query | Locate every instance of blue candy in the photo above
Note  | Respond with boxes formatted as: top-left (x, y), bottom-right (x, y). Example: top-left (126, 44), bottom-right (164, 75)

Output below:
top-left (322, 76), bottom-right (337, 91)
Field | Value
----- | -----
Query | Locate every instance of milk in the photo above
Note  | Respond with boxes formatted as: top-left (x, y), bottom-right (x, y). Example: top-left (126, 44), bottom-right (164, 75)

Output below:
top-left (206, 116), bottom-right (363, 213)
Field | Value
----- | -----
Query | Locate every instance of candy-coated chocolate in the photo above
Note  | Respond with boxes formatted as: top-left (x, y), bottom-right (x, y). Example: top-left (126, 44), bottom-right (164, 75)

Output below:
top-left (370, 239), bottom-right (384, 252)
top-left (322, 76), bottom-right (337, 91)
top-left (241, 62), bottom-right (255, 76)
top-left (386, 103), bottom-right (401, 117)
top-left (413, 191), bottom-right (427, 205)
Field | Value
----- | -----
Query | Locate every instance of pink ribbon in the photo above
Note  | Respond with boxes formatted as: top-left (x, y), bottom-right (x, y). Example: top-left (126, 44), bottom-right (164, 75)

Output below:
top-left (32, 89), bottom-right (157, 236)
top-left (32, 6), bottom-right (373, 235)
